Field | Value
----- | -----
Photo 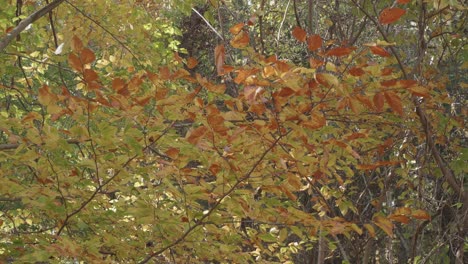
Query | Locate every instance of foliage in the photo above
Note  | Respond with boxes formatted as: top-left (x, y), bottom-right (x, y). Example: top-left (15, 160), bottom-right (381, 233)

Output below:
top-left (0, 0), bottom-right (466, 263)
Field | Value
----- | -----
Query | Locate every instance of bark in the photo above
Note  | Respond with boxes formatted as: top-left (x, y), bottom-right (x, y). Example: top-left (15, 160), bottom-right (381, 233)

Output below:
top-left (0, 0), bottom-right (66, 52)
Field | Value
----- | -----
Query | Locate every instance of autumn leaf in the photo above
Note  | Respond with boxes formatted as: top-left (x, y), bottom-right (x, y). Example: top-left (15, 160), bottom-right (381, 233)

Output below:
top-left (83, 69), bottom-right (99, 83)
top-left (349, 67), bottom-right (365, 76)
top-left (411, 209), bottom-right (431, 220)
top-left (388, 214), bottom-right (410, 224)
top-left (309, 58), bottom-right (324, 69)
top-left (370, 46), bottom-right (391, 57)
top-left (230, 31), bottom-right (249, 48)
top-left (214, 45), bottom-right (225, 75)
top-left (80, 48), bottom-right (96, 64)
top-left (186, 126), bottom-right (208, 145)
top-left (397, 0), bottom-right (410, 4)
top-left (373, 215), bottom-right (393, 237)
top-left (68, 53), bottom-right (82, 71)
top-left (307, 34), bottom-right (322, 51)
top-left (292, 26), bottom-right (307, 42)
top-left (325, 47), bottom-right (355, 57)
top-left (186, 57), bottom-right (198, 69)
top-left (71, 35), bottom-right (83, 52)
top-left (407, 86), bottom-right (430, 97)
top-left (229, 22), bottom-right (244, 35)
top-left (364, 224), bottom-right (376, 238)
top-left (374, 92), bottom-right (385, 112)
top-left (379, 8), bottom-right (406, 25)
top-left (384, 91), bottom-right (403, 116)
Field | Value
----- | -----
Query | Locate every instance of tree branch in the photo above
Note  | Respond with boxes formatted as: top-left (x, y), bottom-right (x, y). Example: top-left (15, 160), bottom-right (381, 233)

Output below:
top-left (0, 0), bottom-right (66, 52)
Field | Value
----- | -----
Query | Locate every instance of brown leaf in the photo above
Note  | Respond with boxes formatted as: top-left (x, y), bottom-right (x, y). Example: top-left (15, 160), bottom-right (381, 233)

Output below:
top-left (80, 48), bottom-right (96, 64)
top-left (326, 47), bottom-right (355, 57)
top-left (397, 0), bottom-right (410, 4)
top-left (292, 26), bottom-right (307, 42)
top-left (379, 8), bottom-right (406, 25)
top-left (71, 35), bottom-right (83, 52)
top-left (307, 34), bottom-right (322, 51)
top-left (112, 78), bottom-right (126, 91)
top-left (411, 209), bottom-right (431, 220)
top-left (186, 126), bottom-right (208, 145)
top-left (388, 214), bottom-right (410, 224)
top-left (349, 67), bottom-right (365, 76)
top-left (186, 57), bottom-right (198, 69)
top-left (384, 91), bottom-right (403, 116)
top-left (373, 92), bottom-right (385, 112)
top-left (83, 69), bottom-right (99, 83)
top-left (68, 53), bottom-right (82, 71)
top-left (214, 45), bottom-right (225, 75)
top-left (370, 46), bottom-right (391, 57)
top-left (309, 58), bottom-right (324, 69)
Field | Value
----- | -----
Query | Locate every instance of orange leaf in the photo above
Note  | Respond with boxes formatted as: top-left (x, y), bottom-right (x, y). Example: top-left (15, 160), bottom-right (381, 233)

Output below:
top-left (307, 34), bottom-right (322, 51)
top-left (379, 8), bottom-right (406, 25)
top-left (381, 79), bottom-right (397, 87)
top-left (230, 31), bottom-right (249, 48)
top-left (165, 148), bottom-right (180, 159)
top-left (373, 92), bottom-right (385, 112)
top-left (71, 35), bottom-right (83, 52)
top-left (381, 68), bottom-right (393, 76)
top-left (326, 47), bottom-right (355, 57)
top-left (373, 215), bottom-right (393, 237)
top-left (370, 46), bottom-right (391, 57)
top-left (384, 91), bottom-right (403, 116)
top-left (411, 209), bottom-right (431, 220)
top-left (68, 53), bottom-right (82, 71)
top-left (292, 26), bottom-right (307, 42)
top-left (186, 126), bottom-right (208, 145)
top-left (214, 45), bottom-right (225, 75)
top-left (186, 57), bottom-right (198, 69)
top-left (394, 207), bottom-right (412, 215)
top-left (349, 67), bottom-right (365, 76)
top-left (397, 0), bottom-right (410, 4)
top-left (388, 214), bottom-right (410, 224)
top-left (80, 48), bottom-right (95, 64)
top-left (229, 22), bottom-right (244, 35)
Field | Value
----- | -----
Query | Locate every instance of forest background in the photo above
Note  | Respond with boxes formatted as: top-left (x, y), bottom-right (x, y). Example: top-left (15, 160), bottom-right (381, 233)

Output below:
top-left (0, 0), bottom-right (466, 263)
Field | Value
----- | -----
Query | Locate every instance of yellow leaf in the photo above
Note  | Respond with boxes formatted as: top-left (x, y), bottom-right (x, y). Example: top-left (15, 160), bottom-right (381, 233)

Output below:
top-left (373, 215), bottom-right (393, 237)
top-left (364, 223), bottom-right (376, 237)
